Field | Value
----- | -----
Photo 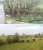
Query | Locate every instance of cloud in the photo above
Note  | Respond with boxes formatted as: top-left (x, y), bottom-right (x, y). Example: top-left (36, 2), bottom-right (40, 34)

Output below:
top-left (16, 24), bottom-right (41, 35)
top-left (0, 24), bottom-right (16, 35)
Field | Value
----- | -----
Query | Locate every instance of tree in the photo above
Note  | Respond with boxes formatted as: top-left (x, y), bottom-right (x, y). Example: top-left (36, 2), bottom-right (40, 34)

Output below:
top-left (13, 33), bottom-right (20, 42)
top-left (6, 36), bottom-right (13, 44)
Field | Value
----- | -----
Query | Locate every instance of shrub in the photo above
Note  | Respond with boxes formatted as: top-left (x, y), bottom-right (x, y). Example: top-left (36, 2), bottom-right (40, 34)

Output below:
top-left (32, 38), bottom-right (36, 42)
top-left (0, 39), bottom-right (6, 45)
top-left (27, 40), bottom-right (30, 42)
top-left (13, 33), bottom-right (20, 43)
top-left (19, 40), bottom-right (24, 43)
top-left (6, 36), bottom-right (13, 44)
top-left (13, 37), bottom-right (18, 43)
top-left (13, 37), bottom-right (19, 43)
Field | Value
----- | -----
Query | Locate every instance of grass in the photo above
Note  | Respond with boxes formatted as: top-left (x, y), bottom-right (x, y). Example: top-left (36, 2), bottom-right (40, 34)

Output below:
top-left (0, 39), bottom-right (43, 50)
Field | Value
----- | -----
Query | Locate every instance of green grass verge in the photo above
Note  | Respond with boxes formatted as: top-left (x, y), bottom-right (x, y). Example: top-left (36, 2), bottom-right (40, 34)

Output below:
top-left (0, 39), bottom-right (43, 50)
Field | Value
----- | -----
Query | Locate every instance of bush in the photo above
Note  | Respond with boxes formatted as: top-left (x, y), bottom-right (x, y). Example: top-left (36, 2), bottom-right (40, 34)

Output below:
top-left (19, 40), bottom-right (24, 43)
top-left (13, 37), bottom-right (18, 43)
top-left (27, 40), bottom-right (30, 42)
top-left (32, 38), bottom-right (36, 42)
top-left (6, 36), bottom-right (13, 44)
top-left (13, 37), bottom-right (19, 43)
top-left (0, 39), bottom-right (6, 45)
top-left (13, 33), bottom-right (20, 43)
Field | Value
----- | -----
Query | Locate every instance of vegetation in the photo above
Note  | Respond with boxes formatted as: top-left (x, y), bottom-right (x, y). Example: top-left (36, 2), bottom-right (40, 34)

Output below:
top-left (0, 33), bottom-right (43, 50)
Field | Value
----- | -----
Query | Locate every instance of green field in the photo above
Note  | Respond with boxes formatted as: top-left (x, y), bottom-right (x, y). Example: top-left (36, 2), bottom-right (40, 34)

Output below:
top-left (0, 39), bottom-right (43, 50)
top-left (0, 34), bottom-right (43, 50)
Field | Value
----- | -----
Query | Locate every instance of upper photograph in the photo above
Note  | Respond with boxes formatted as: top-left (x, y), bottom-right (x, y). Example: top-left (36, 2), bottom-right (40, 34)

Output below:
top-left (0, 0), bottom-right (43, 24)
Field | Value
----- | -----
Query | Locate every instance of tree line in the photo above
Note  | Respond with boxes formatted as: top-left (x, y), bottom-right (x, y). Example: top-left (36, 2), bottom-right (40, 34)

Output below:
top-left (0, 32), bottom-right (43, 45)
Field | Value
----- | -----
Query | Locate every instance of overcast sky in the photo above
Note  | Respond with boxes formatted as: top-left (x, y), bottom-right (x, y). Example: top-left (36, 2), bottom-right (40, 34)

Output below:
top-left (16, 24), bottom-right (43, 35)
top-left (0, 24), bottom-right (43, 35)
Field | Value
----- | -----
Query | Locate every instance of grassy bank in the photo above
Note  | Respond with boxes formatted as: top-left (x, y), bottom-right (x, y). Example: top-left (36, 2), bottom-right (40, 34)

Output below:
top-left (0, 39), bottom-right (43, 50)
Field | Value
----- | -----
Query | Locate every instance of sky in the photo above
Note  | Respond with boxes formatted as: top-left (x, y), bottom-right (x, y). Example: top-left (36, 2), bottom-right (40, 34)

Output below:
top-left (0, 24), bottom-right (43, 35)
top-left (16, 24), bottom-right (43, 35)
top-left (0, 24), bottom-right (16, 35)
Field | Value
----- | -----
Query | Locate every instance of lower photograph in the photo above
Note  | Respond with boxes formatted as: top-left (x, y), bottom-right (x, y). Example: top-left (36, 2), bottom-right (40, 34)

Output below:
top-left (0, 24), bottom-right (43, 50)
